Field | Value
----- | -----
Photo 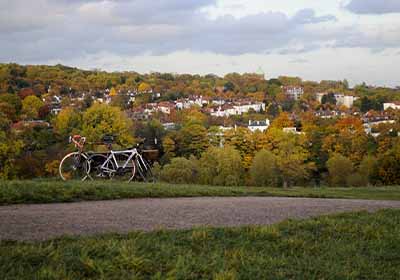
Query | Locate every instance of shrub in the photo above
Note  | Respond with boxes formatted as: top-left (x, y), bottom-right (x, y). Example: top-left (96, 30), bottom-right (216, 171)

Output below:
top-left (346, 173), bottom-right (367, 187)
top-left (250, 150), bottom-right (279, 187)
top-left (326, 154), bottom-right (353, 187)
top-left (358, 155), bottom-right (378, 186)
top-left (198, 146), bottom-right (244, 186)
top-left (160, 157), bottom-right (198, 184)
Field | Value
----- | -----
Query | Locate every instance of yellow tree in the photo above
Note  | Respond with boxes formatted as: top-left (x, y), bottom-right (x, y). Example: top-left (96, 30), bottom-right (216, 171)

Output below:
top-left (82, 103), bottom-right (134, 147)
top-left (52, 107), bottom-right (82, 139)
top-left (138, 82), bottom-right (151, 93)
top-left (21, 95), bottom-right (44, 119)
top-left (109, 87), bottom-right (117, 97)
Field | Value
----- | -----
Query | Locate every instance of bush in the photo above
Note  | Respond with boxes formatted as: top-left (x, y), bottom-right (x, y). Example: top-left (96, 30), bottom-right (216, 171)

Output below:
top-left (160, 157), bottom-right (198, 184)
top-left (250, 150), bottom-right (279, 187)
top-left (198, 146), bottom-right (244, 186)
top-left (326, 154), bottom-right (353, 187)
top-left (358, 155), bottom-right (378, 186)
top-left (346, 173), bottom-right (367, 187)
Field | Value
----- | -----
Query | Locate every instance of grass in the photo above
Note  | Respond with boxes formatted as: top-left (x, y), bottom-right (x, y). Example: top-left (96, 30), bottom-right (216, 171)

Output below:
top-left (0, 180), bottom-right (400, 205)
top-left (1, 209), bottom-right (399, 279)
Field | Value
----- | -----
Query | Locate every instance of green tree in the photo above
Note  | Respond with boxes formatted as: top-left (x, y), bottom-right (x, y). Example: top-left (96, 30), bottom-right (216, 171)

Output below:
top-left (179, 122), bottom-right (209, 157)
top-left (198, 146), bottom-right (244, 186)
top-left (326, 154), bottom-right (353, 187)
top-left (82, 103), bottom-right (134, 147)
top-left (21, 95), bottom-right (44, 119)
top-left (250, 150), bottom-right (279, 187)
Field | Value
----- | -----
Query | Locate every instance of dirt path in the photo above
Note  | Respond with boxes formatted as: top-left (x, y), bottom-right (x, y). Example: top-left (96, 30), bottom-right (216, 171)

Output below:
top-left (1, 197), bottom-right (400, 241)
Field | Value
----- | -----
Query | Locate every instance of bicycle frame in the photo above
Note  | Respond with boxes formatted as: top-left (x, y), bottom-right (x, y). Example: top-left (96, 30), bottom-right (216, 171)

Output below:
top-left (100, 148), bottom-right (138, 173)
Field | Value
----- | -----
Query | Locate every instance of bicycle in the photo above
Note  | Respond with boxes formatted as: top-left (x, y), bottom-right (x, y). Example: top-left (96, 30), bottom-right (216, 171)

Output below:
top-left (87, 135), bottom-right (155, 182)
top-left (59, 135), bottom-right (90, 181)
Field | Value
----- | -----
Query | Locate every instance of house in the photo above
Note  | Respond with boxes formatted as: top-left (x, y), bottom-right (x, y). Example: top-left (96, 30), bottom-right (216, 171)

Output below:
top-left (383, 102), bottom-right (400, 110)
top-left (233, 100), bottom-right (266, 114)
top-left (335, 94), bottom-right (357, 108)
top-left (283, 86), bottom-right (304, 100)
top-left (157, 101), bottom-right (175, 115)
top-left (248, 119), bottom-right (270, 132)
top-left (283, 127), bottom-right (304, 135)
top-left (162, 122), bottom-right (177, 130)
top-left (12, 120), bottom-right (51, 133)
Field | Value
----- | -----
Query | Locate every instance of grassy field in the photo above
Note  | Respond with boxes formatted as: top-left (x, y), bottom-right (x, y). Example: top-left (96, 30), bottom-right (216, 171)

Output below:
top-left (0, 180), bottom-right (400, 205)
top-left (0, 209), bottom-right (399, 279)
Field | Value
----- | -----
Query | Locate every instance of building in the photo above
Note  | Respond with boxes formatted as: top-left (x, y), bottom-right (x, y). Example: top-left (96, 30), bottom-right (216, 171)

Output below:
top-left (248, 119), bottom-right (270, 132)
top-left (384, 102), bottom-right (400, 110)
top-left (316, 92), bottom-right (357, 108)
top-left (335, 94), bottom-right (357, 108)
top-left (210, 101), bottom-right (266, 117)
top-left (283, 86), bottom-right (304, 100)
top-left (283, 127), bottom-right (304, 135)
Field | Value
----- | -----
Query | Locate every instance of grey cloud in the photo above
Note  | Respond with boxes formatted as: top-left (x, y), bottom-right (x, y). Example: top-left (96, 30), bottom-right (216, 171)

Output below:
top-left (0, 0), bottom-right (341, 63)
top-left (346, 0), bottom-right (400, 14)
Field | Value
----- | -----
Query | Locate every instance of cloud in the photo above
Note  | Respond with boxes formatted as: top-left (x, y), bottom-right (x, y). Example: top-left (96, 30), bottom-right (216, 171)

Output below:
top-left (1, 0), bottom-right (398, 68)
top-left (345, 0), bottom-right (400, 14)
top-left (0, 0), bottom-right (339, 63)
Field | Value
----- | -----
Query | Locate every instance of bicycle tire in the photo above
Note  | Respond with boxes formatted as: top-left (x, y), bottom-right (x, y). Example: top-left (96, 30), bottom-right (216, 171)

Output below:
top-left (59, 152), bottom-right (89, 181)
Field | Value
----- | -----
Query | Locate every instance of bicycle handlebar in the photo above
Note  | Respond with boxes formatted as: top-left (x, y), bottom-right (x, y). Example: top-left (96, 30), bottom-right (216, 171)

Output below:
top-left (69, 135), bottom-right (86, 150)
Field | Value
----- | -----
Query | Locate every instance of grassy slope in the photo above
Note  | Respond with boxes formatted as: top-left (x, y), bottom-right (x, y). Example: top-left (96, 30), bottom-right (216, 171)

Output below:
top-left (1, 209), bottom-right (399, 279)
top-left (0, 180), bottom-right (400, 205)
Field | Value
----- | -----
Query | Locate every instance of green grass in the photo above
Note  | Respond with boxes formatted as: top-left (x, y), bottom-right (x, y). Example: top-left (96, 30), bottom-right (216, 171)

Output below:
top-left (0, 180), bottom-right (400, 205)
top-left (1, 209), bottom-right (400, 279)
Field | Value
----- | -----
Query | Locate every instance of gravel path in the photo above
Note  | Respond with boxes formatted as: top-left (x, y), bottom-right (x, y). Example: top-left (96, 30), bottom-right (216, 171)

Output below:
top-left (1, 197), bottom-right (400, 241)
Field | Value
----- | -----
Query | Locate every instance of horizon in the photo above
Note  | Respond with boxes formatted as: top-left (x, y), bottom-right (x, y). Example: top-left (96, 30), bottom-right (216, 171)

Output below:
top-left (1, 0), bottom-right (400, 87)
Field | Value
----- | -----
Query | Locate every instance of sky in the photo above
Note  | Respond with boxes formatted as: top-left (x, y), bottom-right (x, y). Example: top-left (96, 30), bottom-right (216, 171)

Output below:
top-left (1, 0), bottom-right (400, 87)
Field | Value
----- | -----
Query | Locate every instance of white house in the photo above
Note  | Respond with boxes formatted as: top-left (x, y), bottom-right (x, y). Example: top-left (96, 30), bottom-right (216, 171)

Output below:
top-left (384, 102), bottom-right (400, 110)
top-left (233, 100), bottom-right (266, 114)
top-left (248, 119), bottom-right (270, 132)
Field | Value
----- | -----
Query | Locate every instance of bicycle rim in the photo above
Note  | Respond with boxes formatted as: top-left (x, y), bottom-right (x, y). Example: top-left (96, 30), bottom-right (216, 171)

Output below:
top-left (59, 152), bottom-right (88, 181)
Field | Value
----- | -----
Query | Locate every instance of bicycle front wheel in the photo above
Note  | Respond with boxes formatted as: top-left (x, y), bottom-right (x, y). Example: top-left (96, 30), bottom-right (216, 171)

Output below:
top-left (59, 152), bottom-right (89, 181)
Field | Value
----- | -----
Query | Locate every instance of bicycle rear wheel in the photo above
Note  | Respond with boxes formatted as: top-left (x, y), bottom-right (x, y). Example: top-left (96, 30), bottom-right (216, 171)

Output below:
top-left (59, 152), bottom-right (89, 181)
top-left (114, 153), bottom-right (136, 182)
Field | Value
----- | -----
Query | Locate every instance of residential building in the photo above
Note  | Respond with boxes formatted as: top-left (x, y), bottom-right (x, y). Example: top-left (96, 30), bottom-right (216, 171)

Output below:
top-left (317, 92), bottom-right (357, 108)
top-left (283, 86), bottom-right (304, 100)
top-left (384, 102), bottom-right (400, 110)
top-left (248, 119), bottom-right (270, 132)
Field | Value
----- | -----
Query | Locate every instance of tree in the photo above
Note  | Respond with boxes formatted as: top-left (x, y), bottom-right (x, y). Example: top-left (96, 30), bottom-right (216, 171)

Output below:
top-left (326, 154), bottom-right (353, 187)
top-left (250, 150), bottom-right (279, 187)
top-left (378, 143), bottom-right (400, 185)
top-left (0, 131), bottom-right (24, 179)
top-left (52, 107), bottom-right (82, 139)
top-left (270, 129), bottom-right (315, 187)
top-left (198, 146), bottom-right (244, 186)
top-left (270, 112), bottom-right (294, 129)
top-left (178, 122), bottom-right (209, 158)
top-left (322, 117), bottom-right (369, 164)
top-left (82, 103), bottom-right (134, 147)
top-left (21, 95), bottom-right (44, 119)
top-left (0, 93), bottom-right (22, 115)
top-left (321, 93), bottom-right (336, 105)
top-left (109, 87), bottom-right (117, 97)
top-left (138, 82), bottom-right (151, 93)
